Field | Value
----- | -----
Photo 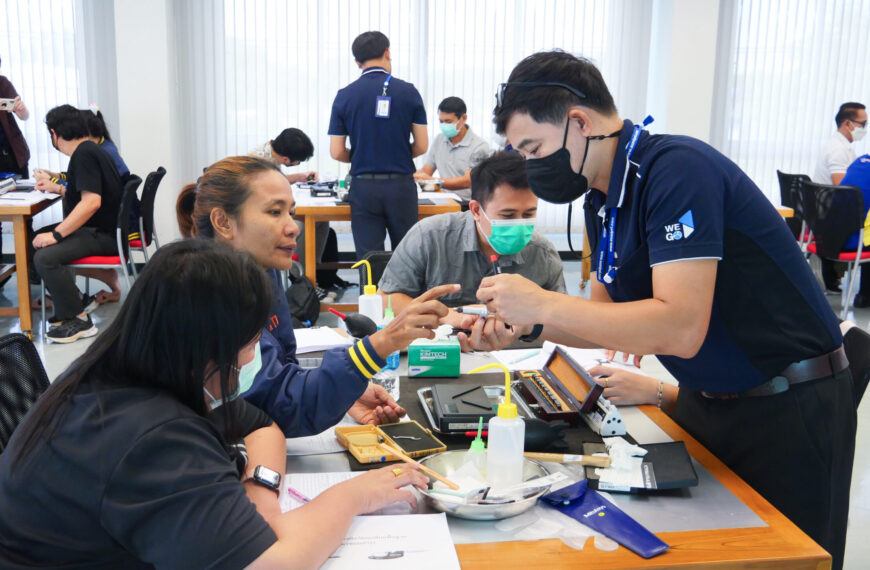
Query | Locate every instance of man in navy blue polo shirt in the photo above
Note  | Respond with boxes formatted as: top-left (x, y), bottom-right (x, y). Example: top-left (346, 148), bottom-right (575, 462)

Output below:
top-left (472, 51), bottom-right (855, 569)
top-left (329, 31), bottom-right (428, 258)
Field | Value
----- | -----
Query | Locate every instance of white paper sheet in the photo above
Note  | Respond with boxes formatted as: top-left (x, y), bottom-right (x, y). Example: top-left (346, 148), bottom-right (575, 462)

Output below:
top-left (417, 190), bottom-right (463, 201)
top-left (0, 190), bottom-right (54, 205)
top-left (285, 414), bottom-right (358, 456)
top-left (294, 327), bottom-right (353, 354)
top-left (321, 514), bottom-right (460, 570)
top-left (280, 471), bottom-right (413, 516)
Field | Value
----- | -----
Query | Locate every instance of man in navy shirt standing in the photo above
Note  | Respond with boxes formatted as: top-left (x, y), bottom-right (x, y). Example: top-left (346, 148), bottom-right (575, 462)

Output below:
top-left (329, 31), bottom-right (428, 258)
top-left (472, 51), bottom-right (855, 569)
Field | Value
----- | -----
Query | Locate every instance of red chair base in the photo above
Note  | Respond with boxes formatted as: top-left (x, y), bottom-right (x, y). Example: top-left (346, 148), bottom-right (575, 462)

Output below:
top-left (68, 256), bottom-right (123, 265)
top-left (807, 244), bottom-right (870, 261)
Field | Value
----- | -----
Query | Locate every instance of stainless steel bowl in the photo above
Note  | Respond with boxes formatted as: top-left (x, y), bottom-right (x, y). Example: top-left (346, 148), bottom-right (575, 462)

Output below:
top-left (418, 451), bottom-right (550, 520)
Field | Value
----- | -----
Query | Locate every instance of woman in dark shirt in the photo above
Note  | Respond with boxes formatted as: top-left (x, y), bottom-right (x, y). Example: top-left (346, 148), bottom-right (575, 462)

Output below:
top-left (0, 239), bottom-right (427, 569)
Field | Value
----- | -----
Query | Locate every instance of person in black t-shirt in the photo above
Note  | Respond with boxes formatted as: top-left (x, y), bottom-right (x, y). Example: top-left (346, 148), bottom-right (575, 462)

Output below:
top-left (31, 105), bottom-right (123, 343)
top-left (0, 240), bottom-right (428, 569)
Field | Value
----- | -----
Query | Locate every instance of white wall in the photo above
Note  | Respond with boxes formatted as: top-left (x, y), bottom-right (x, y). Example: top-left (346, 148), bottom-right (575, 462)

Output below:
top-left (113, 0), bottom-right (184, 245)
top-left (645, 0), bottom-right (721, 141)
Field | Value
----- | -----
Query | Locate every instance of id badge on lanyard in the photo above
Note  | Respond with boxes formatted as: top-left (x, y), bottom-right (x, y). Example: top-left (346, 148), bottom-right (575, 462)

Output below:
top-left (596, 115), bottom-right (654, 285)
top-left (375, 74), bottom-right (392, 119)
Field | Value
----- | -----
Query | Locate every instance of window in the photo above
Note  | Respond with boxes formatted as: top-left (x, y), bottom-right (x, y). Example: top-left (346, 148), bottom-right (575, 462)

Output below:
top-left (711, 0), bottom-right (870, 201)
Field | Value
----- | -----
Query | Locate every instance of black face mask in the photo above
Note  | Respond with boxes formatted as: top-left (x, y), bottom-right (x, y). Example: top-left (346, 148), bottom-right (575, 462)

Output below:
top-left (525, 119), bottom-right (621, 204)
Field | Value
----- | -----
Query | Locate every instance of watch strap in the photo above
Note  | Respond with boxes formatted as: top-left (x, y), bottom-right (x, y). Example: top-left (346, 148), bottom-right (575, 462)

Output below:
top-left (51, 229), bottom-right (64, 242)
top-left (519, 323), bottom-right (543, 342)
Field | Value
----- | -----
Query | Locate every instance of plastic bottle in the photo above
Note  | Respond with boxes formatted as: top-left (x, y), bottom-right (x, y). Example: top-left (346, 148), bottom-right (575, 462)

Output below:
top-left (463, 417), bottom-right (487, 476)
top-left (351, 259), bottom-right (383, 326)
top-left (470, 363), bottom-right (525, 488)
top-left (372, 295), bottom-right (400, 400)
top-left (381, 295), bottom-right (400, 370)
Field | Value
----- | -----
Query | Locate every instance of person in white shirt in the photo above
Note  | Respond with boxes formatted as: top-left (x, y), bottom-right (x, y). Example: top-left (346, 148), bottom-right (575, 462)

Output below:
top-left (249, 127), bottom-right (317, 185)
top-left (812, 102), bottom-right (867, 292)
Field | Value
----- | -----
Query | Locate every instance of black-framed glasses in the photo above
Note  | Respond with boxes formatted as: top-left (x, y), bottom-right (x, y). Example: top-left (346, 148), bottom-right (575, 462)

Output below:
top-left (495, 82), bottom-right (587, 109)
top-left (851, 119), bottom-right (867, 128)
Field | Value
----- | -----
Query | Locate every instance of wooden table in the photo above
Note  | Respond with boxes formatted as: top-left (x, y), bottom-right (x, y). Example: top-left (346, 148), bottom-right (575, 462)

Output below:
top-left (295, 198), bottom-right (461, 312)
top-left (0, 195), bottom-right (61, 339)
top-left (453, 404), bottom-right (830, 569)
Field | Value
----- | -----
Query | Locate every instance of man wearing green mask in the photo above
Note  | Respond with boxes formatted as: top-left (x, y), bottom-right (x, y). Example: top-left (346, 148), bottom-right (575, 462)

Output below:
top-left (414, 96), bottom-right (492, 201)
top-left (381, 151), bottom-right (565, 330)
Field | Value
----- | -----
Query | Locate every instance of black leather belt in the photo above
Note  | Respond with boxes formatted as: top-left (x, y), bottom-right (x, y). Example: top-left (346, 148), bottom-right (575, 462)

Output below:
top-left (354, 173), bottom-right (412, 180)
top-left (701, 345), bottom-right (849, 399)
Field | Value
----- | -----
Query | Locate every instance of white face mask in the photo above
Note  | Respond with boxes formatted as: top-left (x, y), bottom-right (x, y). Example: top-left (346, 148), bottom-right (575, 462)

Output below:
top-left (852, 125), bottom-right (867, 142)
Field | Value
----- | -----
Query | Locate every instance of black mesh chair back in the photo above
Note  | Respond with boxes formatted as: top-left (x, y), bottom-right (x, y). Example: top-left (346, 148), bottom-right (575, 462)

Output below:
top-left (116, 175), bottom-right (144, 267)
top-left (357, 250), bottom-right (393, 295)
top-left (776, 170), bottom-right (809, 239)
top-left (0, 333), bottom-right (50, 452)
top-left (844, 326), bottom-right (870, 409)
top-left (139, 167), bottom-right (166, 248)
top-left (798, 181), bottom-right (865, 259)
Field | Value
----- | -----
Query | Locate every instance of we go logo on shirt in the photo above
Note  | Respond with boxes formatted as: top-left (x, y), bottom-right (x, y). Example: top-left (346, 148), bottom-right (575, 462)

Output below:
top-left (664, 210), bottom-right (694, 242)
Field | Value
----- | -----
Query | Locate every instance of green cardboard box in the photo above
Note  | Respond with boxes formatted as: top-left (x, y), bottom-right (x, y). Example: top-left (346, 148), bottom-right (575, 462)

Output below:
top-left (408, 337), bottom-right (460, 377)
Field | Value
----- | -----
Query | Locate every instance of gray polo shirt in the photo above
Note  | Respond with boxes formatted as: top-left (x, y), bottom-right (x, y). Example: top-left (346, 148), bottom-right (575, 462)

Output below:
top-left (424, 127), bottom-right (491, 199)
top-left (378, 211), bottom-right (566, 306)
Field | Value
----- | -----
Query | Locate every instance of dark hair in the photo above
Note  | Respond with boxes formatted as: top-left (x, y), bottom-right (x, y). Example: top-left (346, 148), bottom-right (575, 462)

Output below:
top-left (271, 128), bottom-right (314, 162)
top-left (438, 97), bottom-right (467, 119)
top-left (10, 239), bottom-right (272, 468)
top-left (352, 31), bottom-right (390, 63)
top-left (836, 102), bottom-right (866, 127)
top-left (44, 104), bottom-right (90, 140)
top-left (493, 51), bottom-right (618, 134)
top-left (177, 156), bottom-right (282, 238)
top-left (470, 151), bottom-right (529, 205)
top-left (82, 107), bottom-right (113, 142)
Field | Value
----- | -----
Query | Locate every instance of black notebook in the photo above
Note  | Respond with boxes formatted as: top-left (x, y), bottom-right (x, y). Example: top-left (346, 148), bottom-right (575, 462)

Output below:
top-left (582, 441), bottom-right (698, 493)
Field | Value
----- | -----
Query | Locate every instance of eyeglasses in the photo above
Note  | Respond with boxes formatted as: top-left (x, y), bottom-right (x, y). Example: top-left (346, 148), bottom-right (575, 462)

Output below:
top-left (851, 119), bottom-right (867, 128)
top-left (495, 82), bottom-right (587, 110)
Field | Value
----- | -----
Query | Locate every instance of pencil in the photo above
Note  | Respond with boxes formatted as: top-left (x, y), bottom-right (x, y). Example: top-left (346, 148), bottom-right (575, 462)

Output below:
top-left (378, 443), bottom-right (460, 490)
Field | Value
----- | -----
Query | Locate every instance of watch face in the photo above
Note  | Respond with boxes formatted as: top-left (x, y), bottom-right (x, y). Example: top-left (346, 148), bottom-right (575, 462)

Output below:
top-left (255, 466), bottom-right (281, 489)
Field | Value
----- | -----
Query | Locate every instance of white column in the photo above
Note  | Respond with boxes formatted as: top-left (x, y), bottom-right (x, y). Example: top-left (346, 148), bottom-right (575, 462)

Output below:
top-left (645, 0), bottom-right (721, 142)
top-left (113, 0), bottom-right (184, 244)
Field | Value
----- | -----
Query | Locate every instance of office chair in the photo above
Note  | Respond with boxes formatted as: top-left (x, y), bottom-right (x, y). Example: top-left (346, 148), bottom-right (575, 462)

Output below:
top-left (129, 166), bottom-right (166, 263)
top-left (843, 325), bottom-right (870, 409)
top-left (776, 170), bottom-right (810, 247)
top-left (0, 333), bottom-right (50, 452)
top-left (799, 180), bottom-right (870, 318)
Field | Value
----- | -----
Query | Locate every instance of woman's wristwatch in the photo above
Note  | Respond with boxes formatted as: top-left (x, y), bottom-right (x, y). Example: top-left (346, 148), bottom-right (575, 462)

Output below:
top-left (243, 465), bottom-right (281, 497)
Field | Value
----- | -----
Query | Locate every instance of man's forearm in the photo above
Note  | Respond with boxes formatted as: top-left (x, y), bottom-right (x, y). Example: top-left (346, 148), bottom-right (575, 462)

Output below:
top-left (441, 172), bottom-right (471, 191)
top-left (537, 293), bottom-right (706, 358)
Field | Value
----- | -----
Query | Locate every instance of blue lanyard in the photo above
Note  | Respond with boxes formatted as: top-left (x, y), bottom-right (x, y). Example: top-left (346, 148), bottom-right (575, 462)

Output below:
top-left (597, 116), bottom-right (654, 284)
top-left (382, 75), bottom-right (392, 96)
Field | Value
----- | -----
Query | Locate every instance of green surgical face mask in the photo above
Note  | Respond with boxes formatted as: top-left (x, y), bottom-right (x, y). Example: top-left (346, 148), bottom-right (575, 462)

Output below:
top-left (204, 342), bottom-right (262, 410)
top-left (478, 209), bottom-right (536, 255)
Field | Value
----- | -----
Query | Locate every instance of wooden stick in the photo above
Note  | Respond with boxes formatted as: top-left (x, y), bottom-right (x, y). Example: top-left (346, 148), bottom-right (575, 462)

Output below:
top-left (378, 443), bottom-right (460, 490)
top-left (524, 452), bottom-right (611, 468)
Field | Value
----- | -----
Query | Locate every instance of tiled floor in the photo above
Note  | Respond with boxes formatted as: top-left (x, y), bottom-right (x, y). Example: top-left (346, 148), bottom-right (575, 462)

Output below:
top-left (5, 238), bottom-right (869, 569)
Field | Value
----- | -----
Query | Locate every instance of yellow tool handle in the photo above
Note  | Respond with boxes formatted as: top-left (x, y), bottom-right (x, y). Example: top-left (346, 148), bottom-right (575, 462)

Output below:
top-left (524, 452), bottom-right (611, 468)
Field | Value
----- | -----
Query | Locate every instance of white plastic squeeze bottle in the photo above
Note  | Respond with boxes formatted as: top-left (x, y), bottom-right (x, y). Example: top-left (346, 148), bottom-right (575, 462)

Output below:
top-left (470, 363), bottom-right (525, 488)
top-left (351, 259), bottom-right (383, 326)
